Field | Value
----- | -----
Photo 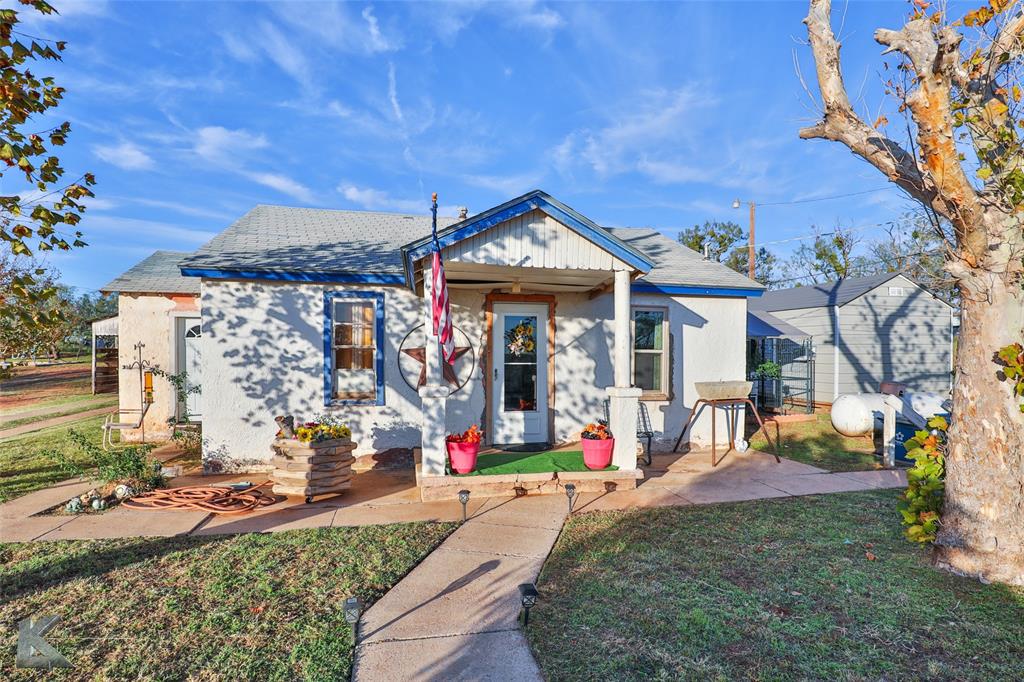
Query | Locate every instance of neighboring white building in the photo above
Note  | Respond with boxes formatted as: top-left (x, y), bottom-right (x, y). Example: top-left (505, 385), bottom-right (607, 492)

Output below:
top-left (750, 272), bottom-right (955, 405)
top-left (100, 251), bottom-right (202, 442)
top-left (106, 191), bottom-right (766, 478)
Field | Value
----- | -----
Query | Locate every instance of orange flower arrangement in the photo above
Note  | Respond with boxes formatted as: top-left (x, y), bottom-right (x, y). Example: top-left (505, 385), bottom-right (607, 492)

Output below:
top-left (446, 424), bottom-right (482, 444)
top-left (581, 422), bottom-right (612, 440)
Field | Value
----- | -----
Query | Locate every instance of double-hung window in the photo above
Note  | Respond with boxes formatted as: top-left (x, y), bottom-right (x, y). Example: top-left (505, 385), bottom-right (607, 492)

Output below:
top-left (325, 292), bottom-right (385, 405)
top-left (632, 307), bottom-right (669, 400)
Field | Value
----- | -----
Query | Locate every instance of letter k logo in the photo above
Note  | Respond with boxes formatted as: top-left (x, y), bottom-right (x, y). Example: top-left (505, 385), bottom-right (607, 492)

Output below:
top-left (16, 615), bottom-right (71, 669)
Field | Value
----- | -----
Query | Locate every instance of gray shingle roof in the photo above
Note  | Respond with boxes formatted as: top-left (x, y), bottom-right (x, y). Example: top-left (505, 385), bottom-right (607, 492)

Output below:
top-left (609, 228), bottom-right (764, 291)
top-left (179, 205), bottom-right (458, 276)
top-left (101, 250), bottom-right (199, 295)
top-left (177, 203), bottom-right (762, 291)
top-left (750, 272), bottom-right (905, 312)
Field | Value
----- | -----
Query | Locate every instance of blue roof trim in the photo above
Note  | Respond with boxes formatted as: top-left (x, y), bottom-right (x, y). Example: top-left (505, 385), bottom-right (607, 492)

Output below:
top-left (182, 267), bottom-right (404, 285)
top-left (633, 283), bottom-right (764, 298)
top-left (400, 190), bottom-right (654, 288)
top-left (323, 290), bottom-right (387, 407)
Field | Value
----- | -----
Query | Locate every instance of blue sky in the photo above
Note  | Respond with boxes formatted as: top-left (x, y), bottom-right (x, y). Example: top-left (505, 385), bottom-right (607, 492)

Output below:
top-left (10, 0), bottom-right (928, 292)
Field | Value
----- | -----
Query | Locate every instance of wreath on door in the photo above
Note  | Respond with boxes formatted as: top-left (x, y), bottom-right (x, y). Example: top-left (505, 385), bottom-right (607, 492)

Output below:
top-left (505, 321), bottom-right (536, 357)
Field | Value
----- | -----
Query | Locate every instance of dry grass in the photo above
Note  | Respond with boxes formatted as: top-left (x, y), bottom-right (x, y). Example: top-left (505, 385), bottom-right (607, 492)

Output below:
top-left (0, 522), bottom-right (455, 680)
top-left (752, 412), bottom-right (879, 472)
top-left (529, 490), bottom-right (1024, 681)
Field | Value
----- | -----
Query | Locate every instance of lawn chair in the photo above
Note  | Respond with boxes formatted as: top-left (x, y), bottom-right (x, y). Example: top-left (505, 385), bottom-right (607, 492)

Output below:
top-left (602, 399), bottom-right (655, 466)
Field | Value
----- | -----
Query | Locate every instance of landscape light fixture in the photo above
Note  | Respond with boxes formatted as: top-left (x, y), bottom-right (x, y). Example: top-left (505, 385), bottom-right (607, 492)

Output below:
top-left (518, 583), bottom-right (539, 626)
top-left (343, 596), bottom-right (362, 641)
top-left (458, 489), bottom-right (471, 522)
top-left (564, 483), bottom-right (577, 514)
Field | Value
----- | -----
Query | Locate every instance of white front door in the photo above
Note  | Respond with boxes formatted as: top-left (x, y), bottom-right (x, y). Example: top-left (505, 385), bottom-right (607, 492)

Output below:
top-left (492, 303), bottom-right (549, 444)
top-left (182, 318), bottom-right (202, 420)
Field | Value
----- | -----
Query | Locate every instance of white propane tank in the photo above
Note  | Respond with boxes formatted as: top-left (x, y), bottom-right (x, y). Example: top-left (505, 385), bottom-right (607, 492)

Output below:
top-left (831, 393), bottom-right (894, 437)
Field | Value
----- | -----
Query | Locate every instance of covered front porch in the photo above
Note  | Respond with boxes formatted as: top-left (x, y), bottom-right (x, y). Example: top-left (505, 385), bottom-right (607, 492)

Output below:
top-left (399, 193), bottom-right (655, 493)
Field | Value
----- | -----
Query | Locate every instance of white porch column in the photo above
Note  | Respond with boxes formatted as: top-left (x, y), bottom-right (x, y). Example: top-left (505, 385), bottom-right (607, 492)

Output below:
top-left (419, 260), bottom-right (450, 476)
top-left (607, 268), bottom-right (641, 469)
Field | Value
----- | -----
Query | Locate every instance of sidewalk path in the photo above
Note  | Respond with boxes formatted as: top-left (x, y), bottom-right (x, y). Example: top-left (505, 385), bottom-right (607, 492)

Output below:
top-left (351, 494), bottom-right (571, 681)
top-left (3, 397), bottom-right (116, 424)
top-left (0, 405), bottom-right (115, 440)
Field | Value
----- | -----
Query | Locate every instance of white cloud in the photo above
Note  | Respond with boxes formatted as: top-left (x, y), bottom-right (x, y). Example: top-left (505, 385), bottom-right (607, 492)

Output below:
top-left (636, 158), bottom-right (706, 185)
top-left (220, 32), bottom-right (258, 63)
top-left (258, 21), bottom-right (317, 92)
top-left (17, 0), bottom-right (108, 25)
top-left (463, 172), bottom-right (541, 196)
top-left (86, 215), bottom-right (217, 244)
top-left (511, 4), bottom-right (566, 31)
top-left (554, 85), bottom-right (718, 180)
top-left (362, 6), bottom-right (396, 52)
top-left (387, 62), bottom-right (404, 124)
top-left (83, 197), bottom-right (118, 211)
top-left (130, 197), bottom-right (235, 222)
top-left (93, 141), bottom-right (155, 170)
top-left (338, 183), bottom-right (425, 213)
top-left (193, 126), bottom-right (268, 163)
top-left (422, 1), bottom-right (565, 44)
top-left (247, 172), bottom-right (316, 204)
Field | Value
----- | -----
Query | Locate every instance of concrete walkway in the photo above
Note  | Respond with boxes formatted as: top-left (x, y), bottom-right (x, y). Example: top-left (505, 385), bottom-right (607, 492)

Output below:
top-left (0, 451), bottom-right (907, 544)
top-left (0, 405), bottom-right (116, 439)
top-left (351, 494), bottom-right (570, 681)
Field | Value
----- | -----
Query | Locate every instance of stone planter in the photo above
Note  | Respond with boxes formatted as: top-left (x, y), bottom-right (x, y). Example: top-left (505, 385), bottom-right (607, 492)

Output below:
top-left (271, 437), bottom-right (356, 502)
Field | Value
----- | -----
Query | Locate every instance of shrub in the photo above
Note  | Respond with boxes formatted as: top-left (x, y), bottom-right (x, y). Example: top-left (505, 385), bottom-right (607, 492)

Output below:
top-left (754, 360), bottom-right (781, 379)
top-left (48, 429), bottom-right (164, 491)
top-left (897, 415), bottom-right (947, 544)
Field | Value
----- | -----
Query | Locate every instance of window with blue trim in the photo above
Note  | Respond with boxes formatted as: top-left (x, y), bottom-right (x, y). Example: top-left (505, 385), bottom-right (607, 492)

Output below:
top-left (326, 293), bottom-right (385, 405)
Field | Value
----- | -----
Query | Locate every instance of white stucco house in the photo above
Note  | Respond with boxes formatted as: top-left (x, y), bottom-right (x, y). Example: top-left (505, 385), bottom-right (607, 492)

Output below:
top-left (103, 190), bottom-right (765, 482)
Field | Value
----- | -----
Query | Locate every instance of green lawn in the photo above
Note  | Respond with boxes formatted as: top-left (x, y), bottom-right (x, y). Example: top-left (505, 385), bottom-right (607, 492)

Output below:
top-left (527, 490), bottom-right (1024, 681)
top-left (751, 412), bottom-right (879, 471)
top-left (0, 415), bottom-right (108, 503)
top-left (453, 450), bottom-right (617, 476)
top-left (0, 522), bottom-right (455, 680)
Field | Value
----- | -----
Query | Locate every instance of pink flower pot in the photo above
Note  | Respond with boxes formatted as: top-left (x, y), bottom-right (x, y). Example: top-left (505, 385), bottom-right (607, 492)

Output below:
top-left (447, 441), bottom-right (480, 474)
top-left (582, 438), bottom-right (614, 470)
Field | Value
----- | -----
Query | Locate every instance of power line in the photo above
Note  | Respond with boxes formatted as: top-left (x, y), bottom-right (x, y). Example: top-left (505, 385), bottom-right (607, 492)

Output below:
top-left (755, 186), bottom-right (893, 207)
top-left (709, 213), bottom-right (925, 253)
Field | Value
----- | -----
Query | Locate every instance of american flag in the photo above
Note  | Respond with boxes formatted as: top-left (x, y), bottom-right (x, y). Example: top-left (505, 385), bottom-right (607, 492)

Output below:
top-left (431, 193), bottom-right (455, 364)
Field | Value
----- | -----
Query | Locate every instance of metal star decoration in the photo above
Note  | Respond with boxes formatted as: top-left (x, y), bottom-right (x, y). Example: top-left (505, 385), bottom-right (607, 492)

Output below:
top-left (402, 345), bottom-right (471, 387)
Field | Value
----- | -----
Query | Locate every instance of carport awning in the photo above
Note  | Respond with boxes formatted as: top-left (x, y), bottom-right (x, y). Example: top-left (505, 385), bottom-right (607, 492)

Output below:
top-left (747, 310), bottom-right (810, 339)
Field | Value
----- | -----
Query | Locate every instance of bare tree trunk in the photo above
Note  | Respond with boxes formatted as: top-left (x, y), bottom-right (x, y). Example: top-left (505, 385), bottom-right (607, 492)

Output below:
top-left (938, 268), bottom-right (1024, 585)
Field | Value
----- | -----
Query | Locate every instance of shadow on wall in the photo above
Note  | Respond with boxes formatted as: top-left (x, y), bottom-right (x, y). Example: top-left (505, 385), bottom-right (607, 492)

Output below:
top-left (202, 280), bottom-right (435, 470)
top-left (830, 286), bottom-right (951, 395)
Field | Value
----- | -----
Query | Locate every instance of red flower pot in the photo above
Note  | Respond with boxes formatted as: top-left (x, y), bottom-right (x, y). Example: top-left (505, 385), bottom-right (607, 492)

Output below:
top-left (582, 438), bottom-right (614, 470)
top-left (448, 441), bottom-right (480, 474)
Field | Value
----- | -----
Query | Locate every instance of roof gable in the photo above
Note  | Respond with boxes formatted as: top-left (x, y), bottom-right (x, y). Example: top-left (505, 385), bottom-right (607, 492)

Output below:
top-left (400, 190), bottom-right (654, 286)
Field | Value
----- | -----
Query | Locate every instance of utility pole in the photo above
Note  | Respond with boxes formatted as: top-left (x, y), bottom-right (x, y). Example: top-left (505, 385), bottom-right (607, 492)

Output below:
top-left (732, 199), bottom-right (757, 281)
top-left (747, 201), bottom-right (756, 281)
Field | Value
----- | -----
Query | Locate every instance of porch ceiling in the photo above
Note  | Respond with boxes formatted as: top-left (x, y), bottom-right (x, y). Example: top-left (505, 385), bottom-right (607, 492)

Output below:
top-left (442, 262), bottom-right (612, 292)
